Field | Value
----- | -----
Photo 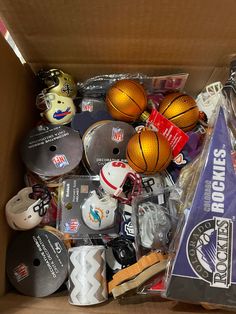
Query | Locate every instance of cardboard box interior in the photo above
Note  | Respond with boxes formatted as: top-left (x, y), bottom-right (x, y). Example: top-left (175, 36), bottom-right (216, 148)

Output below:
top-left (0, 0), bottom-right (235, 312)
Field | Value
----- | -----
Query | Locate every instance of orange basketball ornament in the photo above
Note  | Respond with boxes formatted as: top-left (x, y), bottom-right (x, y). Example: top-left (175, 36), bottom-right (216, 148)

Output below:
top-left (126, 129), bottom-right (172, 174)
top-left (158, 92), bottom-right (199, 132)
top-left (106, 79), bottom-right (147, 122)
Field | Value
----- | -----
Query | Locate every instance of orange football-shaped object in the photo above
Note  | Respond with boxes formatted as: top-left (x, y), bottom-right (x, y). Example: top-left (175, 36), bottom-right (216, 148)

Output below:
top-left (158, 92), bottom-right (199, 132)
top-left (106, 79), bottom-right (147, 122)
top-left (126, 129), bottom-right (172, 174)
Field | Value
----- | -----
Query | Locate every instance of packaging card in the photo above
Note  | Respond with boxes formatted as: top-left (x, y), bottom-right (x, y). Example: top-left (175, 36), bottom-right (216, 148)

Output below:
top-left (58, 176), bottom-right (120, 238)
top-left (147, 109), bottom-right (189, 157)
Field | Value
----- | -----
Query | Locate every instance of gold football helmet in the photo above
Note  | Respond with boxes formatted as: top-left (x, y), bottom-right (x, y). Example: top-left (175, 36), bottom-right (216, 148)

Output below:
top-left (38, 69), bottom-right (77, 98)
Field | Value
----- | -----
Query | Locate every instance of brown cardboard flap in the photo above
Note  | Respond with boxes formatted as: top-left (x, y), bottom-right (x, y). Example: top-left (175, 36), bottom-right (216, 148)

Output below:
top-left (0, 0), bottom-right (235, 71)
top-left (0, 33), bottom-right (38, 296)
top-left (0, 292), bottom-right (230, 314)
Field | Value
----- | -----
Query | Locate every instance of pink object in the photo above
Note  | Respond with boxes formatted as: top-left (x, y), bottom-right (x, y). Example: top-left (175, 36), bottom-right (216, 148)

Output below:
top-left (0, 20), bottom-right (7, 36)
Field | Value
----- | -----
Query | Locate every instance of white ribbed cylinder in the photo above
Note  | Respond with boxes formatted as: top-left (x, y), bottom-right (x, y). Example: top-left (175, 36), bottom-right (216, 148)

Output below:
top-left (68, 245), bottom-right (108, 306)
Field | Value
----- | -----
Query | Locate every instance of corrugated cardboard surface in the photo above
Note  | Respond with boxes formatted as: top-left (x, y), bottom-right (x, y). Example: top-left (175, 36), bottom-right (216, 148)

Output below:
top-left (0, 0), bottom-right (235, 66)
top-left (0, 33), bottom-right (38, 296)
top-left (0, 0), bottom-right (234, 94)
top-left (0, 292), bottom-right (230, 314)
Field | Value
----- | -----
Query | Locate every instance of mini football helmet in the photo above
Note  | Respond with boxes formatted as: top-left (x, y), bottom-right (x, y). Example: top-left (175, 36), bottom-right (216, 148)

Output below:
top-left (37, 68), bottom-right (77, 98)
top-left (141, 174), bottom-right (164, 194)
top-left (82, 190), bottom-right (118, 231)
top-left (196, 81), bottom-right (223, 121)
top-left (106, 237), bottom-right (136, 273)
top-left (5, 184), bottom-right (51, 230)
top-left (36, 92), bottom-right (76, 125)
top-left (138, 202), bottom-right (172, 250)
top-left (99, 161), bottom-right (142, 204)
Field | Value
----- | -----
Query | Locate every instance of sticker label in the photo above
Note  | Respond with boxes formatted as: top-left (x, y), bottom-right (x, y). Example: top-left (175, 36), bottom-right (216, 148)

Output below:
top-left (28, 127), bottom-right (70, 149)
top-left (32, 234), bottom-right (64, 278)
top-left (143, 73), bottom-right (189, 93)
top-left (111, 128), bottom-right (124, 143)
top-left (96, 157), bottom-right (127, 168)
top-left (147, 109), bottom-right (189, 157)
top-left (52, 154), bottom-right (69, 168)
top-left (82, 102), bottom-right (94, 112)
top-left (64, 218), bottom-right (80, 233)
top-left (80, 185), bottom-right (89, 193)
top-left (14, 263), bottom-right (29, 282)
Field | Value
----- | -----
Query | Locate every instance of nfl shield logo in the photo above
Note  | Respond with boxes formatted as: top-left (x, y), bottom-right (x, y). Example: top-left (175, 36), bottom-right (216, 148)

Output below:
top-left (111, 127), bottom-right (124, 143)
top-left (64, 218), bottom-right (79, 233)
top-left (52, 154), bottom-right (69, 168)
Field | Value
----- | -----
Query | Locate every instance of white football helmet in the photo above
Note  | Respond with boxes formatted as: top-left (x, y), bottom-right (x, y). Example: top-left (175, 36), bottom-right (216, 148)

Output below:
top-left (138, 202), bottom-right (171, 249)
top-left (5, 185), bottom-right (51, 230)
top-left (196, 81), bottom-right (223, 121)
top-left (99, 161), bottom-right (142, 204)
top-left (82, 190), bottom-right (118, 231)
top-left (36, 91), bottom-right (76, 125)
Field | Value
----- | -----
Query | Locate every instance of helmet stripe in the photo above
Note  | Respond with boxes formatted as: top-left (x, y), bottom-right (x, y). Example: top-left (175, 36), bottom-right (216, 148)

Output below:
top-left (100, 168), bottom-right (117, 190)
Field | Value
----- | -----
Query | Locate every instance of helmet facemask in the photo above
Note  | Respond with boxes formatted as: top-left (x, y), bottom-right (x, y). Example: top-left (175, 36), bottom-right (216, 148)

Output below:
top-left (114, 171), bottom-right (142, 204)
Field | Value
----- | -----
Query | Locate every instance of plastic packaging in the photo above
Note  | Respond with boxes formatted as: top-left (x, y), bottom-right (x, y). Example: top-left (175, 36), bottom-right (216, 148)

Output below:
top-left (77, 73), bottom-right (189, 98)
top-left (164, 61), bottom-right (236, 308)
top-left (196, 81), bottom-right (223, 121)
top-left (57, 176), bottom-right (120, 239)
top-left (132, 191), bottom-right (179, 259)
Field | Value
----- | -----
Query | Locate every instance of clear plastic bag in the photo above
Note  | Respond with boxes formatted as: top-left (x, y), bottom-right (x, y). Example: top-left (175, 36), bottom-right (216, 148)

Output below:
top-left (77, 73), bottom-right (189, 97)
top-left (164, 61), bottom-right (236, 309)
top-left (132, 191), bottom-right (180, 258)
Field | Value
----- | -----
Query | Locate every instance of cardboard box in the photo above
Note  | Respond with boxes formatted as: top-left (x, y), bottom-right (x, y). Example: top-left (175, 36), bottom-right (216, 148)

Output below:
top-left (0, 0), bottom-right (234, 312)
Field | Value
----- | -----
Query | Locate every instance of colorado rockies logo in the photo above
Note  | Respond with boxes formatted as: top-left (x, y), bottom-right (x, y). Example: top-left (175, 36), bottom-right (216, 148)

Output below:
top-left (187, 217), bottom-right (233, 289)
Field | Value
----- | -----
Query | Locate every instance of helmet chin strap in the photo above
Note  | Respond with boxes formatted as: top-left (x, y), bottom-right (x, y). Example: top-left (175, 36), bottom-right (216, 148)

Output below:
top-left (113, 188), bottom-right (123, 197)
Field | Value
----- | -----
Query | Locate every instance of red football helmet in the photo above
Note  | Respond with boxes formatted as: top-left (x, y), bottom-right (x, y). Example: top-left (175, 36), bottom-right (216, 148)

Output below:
top-left (99, 161), bottom-right (142, 204)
